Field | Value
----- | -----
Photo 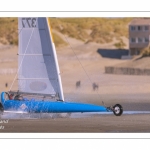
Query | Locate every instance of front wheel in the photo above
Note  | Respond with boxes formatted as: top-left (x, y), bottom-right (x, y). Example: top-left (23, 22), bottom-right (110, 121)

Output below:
top-left (113, 104), bottom-right (123, 116)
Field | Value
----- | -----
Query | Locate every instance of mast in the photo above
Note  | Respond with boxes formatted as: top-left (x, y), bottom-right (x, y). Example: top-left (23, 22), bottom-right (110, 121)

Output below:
top-left (46, 18), bottom-right (64, 101)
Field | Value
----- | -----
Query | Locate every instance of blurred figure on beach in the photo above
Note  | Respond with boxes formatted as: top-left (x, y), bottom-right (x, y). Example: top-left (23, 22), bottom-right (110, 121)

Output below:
top-left (92, 82), bottom-right (98, 91)
top-left (76, 81), bottom-right (81, 89)
top-left (5, 83), bottom-right (8, 91)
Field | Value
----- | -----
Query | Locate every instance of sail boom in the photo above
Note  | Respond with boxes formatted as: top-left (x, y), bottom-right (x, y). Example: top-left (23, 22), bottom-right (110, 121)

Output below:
top-left (9, 91), bottom-right (59, 99)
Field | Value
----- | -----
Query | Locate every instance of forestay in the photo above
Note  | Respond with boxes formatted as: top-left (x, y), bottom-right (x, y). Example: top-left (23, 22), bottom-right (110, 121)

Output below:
top-left (18, 17), bottom-right (64, 101)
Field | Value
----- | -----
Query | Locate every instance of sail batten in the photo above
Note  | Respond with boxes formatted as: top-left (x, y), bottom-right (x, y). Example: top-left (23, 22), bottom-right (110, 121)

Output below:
top-left (18, 78), bottom-right (56, 80)
top-left (18, 17), bottom-right (64, 101)
top-left (18, 54), bottom-right (51, 56)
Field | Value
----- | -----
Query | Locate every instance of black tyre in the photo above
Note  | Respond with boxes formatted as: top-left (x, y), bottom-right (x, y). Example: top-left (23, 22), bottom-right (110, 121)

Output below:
top-left (113, 104), bottom-right (123, 116)
top-left (0, 103), bottom-right (4, 114)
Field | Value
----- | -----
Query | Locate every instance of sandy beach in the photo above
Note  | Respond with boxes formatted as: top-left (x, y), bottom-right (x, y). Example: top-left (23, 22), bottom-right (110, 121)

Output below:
top-left (1, 35), bottom-right (150, 133)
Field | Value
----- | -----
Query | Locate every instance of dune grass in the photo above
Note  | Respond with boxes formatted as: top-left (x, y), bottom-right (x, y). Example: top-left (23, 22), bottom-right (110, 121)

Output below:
top-left (0, 17), bottom-right (18, 45)
top-left (114, 38), bottom-right (126, 49)
top-left (52, 32), bottom-right (67, 47)
top-left (141, 46), bottom-right (150, 57)
top-left (50, 17), bottom-right (132, 46)
top-left (0, 17), bottom-right (133, 47)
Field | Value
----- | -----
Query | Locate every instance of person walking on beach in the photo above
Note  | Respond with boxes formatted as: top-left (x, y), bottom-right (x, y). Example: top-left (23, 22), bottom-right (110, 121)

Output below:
top-left (5, 83), bottom-right (8, 91)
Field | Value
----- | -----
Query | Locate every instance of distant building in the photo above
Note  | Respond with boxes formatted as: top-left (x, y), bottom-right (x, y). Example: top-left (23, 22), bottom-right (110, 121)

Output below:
top-left (129, 19), bottom-right (150, 55)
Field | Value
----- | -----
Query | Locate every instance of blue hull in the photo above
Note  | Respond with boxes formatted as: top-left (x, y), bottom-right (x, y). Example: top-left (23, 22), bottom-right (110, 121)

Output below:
top-left (0, 92), bottom-right (108, 113)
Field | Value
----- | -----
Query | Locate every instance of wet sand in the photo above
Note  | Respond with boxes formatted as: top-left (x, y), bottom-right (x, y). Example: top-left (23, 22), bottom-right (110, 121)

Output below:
top-left (1, 113), bottom-right (150, 133)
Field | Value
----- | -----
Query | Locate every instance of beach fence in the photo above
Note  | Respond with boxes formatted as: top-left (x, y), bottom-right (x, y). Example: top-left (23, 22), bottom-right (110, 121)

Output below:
top-left (0, 69), bottom-right (17, 75)
top-left (105, 67), bottom-right (150, 76)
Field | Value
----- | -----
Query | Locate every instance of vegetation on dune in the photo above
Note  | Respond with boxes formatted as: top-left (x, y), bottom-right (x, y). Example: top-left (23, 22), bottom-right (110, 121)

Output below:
top-left (0, 17), bottom-right (133, 48)
top-left (52, 32), bottom-right (67, 47)
top-left (114, 38), bottom-right (126, 49)
top-left (50, 17), bottom-right (132, 48)
top-left (50, 18), bottom-right (89, 41)
top-left (0, 18), bottom-right (18, 45)
top-left (141, 46), bottom-right (150, 57)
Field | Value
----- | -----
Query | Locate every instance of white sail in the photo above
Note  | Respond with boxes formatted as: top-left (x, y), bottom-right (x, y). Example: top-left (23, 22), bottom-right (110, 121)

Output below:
top-left (18, 17), bottom-right (64, 101)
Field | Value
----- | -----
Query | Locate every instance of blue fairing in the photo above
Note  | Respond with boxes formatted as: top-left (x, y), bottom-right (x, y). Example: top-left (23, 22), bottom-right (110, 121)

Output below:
top-left (0, 92), bottom-right (107, 113)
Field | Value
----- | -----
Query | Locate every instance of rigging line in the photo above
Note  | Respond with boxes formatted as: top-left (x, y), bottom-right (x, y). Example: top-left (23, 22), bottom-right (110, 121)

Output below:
top-left (8, 18), bottom-right (31, 90)
top-left (9, 19), bottom-right (38, 91)
top-left (64, 37), bottom-right (101, 97)
top-left (56, 19), bottom-right (101, 98)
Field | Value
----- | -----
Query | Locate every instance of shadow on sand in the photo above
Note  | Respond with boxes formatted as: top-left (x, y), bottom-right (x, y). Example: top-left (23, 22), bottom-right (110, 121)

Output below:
top-left (97, 49), bottom-right (129, 59)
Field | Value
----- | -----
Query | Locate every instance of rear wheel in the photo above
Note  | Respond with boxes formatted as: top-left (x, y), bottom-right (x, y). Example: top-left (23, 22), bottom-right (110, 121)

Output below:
top-left (113, 104), bottom-right (123, 116)
top-left (0, 103), bottom-right (4, 114)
